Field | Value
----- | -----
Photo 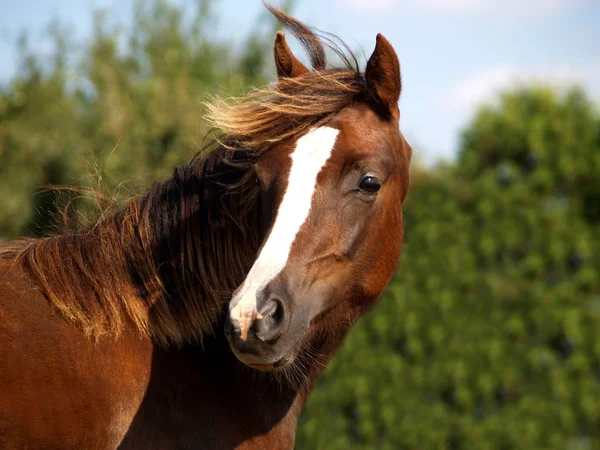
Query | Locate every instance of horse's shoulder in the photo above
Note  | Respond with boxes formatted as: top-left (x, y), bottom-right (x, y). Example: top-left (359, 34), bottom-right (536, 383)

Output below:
top-left (0, 254), bottom-right (154, 450)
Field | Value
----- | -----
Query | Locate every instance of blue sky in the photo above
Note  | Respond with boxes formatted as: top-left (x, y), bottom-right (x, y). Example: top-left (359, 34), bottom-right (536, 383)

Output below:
top-left (1, 0), bottom-right (599, 163)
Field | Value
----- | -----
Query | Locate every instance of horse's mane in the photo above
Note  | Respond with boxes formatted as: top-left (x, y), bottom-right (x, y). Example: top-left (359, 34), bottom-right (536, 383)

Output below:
top-left (205, 5), bottom-right (367, 152)
top-left (1, 6), bottom-right (372, 345)
top-left (3, 151), bottom-right (261, 345)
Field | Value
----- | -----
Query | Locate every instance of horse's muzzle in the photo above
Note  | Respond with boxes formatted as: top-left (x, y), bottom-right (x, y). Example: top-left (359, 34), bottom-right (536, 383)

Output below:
top-left (225, 287), bottom-right (293, 369)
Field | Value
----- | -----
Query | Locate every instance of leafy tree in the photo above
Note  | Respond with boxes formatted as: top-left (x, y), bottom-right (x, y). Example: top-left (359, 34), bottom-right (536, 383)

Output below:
top-left (297, 86), bottom-right (600, 450)
top-left (0, 0), bottom-right (280, 239)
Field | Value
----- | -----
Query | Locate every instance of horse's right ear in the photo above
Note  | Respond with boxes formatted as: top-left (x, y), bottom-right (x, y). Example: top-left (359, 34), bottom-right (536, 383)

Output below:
top-left (274, 32), bottom-right (309, 79)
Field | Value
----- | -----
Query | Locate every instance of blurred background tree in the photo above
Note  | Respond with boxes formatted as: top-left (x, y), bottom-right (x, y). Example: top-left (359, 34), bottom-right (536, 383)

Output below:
top-left (1, 1), bottom-right (599, 449)
top-left (0, 0), bottom-right (283, 238)
top-left (296, 86), bottom-right (600, 450)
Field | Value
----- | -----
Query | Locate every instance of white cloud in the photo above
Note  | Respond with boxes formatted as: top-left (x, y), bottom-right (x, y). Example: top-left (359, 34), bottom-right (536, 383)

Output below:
top-left (450, 63), bottom-right (600, 112)
top-left (341, 0), bottom-right (584, 19)
top-left (403, 62), bottom-right (600, 164)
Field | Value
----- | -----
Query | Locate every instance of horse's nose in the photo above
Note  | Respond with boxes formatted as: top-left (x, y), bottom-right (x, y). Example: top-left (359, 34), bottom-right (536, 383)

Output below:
top-left (224, 316), bottom-right (260, 354)
top-left (225, 292), bottom-right (288, 348)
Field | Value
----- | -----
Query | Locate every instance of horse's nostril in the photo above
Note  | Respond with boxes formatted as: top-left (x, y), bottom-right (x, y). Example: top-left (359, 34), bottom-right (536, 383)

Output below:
top-left (259, 298), bottom-right (279, 320)
top-left (255, 298), bottom-right (286, 342)
top-left (270, 299), bottom-right (284, 325)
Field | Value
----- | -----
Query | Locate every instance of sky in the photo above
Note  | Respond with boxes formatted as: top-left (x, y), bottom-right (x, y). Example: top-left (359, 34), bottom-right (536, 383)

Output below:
top-left (1, 0), bottom-right (599, 163)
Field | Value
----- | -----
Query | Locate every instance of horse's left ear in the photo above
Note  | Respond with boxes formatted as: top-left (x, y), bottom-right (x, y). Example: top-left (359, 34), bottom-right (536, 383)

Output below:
top-left (274, 31), bottom-right (310, 78)
top-left (366, 34), bottom-right (401, 118)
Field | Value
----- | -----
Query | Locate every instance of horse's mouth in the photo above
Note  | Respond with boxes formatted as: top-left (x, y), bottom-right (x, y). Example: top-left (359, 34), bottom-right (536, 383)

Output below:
top-left (245, 355), bottom-right (294, 372)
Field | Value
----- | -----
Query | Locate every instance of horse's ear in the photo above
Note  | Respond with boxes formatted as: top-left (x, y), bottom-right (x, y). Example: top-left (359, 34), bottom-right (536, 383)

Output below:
top-left (365, 34), bottom-right (401, 118)
top-left (274, 31), bottom-right (309, 79)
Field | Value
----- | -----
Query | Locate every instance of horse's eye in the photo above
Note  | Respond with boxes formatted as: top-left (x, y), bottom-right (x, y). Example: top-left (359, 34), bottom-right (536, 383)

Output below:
top-left (358, 176), bottom-right (381, 193)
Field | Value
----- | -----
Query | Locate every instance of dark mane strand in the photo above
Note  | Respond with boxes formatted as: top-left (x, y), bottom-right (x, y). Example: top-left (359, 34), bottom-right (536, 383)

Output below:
top-left (265, 3), bottom-right (361, 73)
top-left (265, 3), bottom-right (327, 70)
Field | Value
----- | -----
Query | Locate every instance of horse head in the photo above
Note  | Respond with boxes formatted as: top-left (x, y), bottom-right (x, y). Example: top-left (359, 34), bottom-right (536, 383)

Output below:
top-left (223, 11), bottom-right (412, 371)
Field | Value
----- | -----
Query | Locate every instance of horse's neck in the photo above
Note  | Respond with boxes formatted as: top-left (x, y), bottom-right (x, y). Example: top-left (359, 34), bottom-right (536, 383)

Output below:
top-left (118, 320), bottom-right (364, 449)
top-left (121, 334), bottom-right (312, 448)
top-left (134, 329), bottom-right (348, 448)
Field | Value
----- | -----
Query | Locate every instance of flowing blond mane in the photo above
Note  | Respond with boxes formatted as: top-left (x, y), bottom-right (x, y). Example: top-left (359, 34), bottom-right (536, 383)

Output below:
top-left (205, 70), bottom-right (364, 151)
top-left (204, 5), bottom-right (368, 153)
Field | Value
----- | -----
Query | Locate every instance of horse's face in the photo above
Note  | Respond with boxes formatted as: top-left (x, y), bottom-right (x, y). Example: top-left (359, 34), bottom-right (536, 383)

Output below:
top-left (225, 33), bottom-right (410, 371)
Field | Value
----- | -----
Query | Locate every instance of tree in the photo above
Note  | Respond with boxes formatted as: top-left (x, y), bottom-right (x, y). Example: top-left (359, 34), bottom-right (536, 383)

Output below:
top-left (0, 0), bottom-right (281, 239)
top-left (297, 86), bottom-right (600, 449)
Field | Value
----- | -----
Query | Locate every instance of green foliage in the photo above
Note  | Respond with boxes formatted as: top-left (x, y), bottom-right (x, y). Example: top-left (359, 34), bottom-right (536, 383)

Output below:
top-left (0, 0), bottom-right (278, 238)
top-left (297, 87), bottom-right (600, 450)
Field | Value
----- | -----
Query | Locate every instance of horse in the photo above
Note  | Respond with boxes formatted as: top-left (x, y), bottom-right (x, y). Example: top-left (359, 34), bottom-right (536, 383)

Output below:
top-left (0, 5), bottom-right (411, 449)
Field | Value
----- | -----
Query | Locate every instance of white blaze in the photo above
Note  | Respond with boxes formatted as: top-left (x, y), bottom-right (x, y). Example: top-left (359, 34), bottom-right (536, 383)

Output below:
top-left (230, 126), bottom-right (339, 340)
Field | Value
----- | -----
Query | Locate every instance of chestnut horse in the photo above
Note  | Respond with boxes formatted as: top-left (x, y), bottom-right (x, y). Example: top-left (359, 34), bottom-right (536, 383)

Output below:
top-left (0, 5), bottom-right (411, 449)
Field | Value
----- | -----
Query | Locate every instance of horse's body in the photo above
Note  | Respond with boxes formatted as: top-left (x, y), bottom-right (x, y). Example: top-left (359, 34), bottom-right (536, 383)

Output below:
top-left (0, 5), bottom-right (411, 449)
top-left (0, 263), bottom-right (152, 448)
top-left (0, 258), bottom-right (303, 449)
